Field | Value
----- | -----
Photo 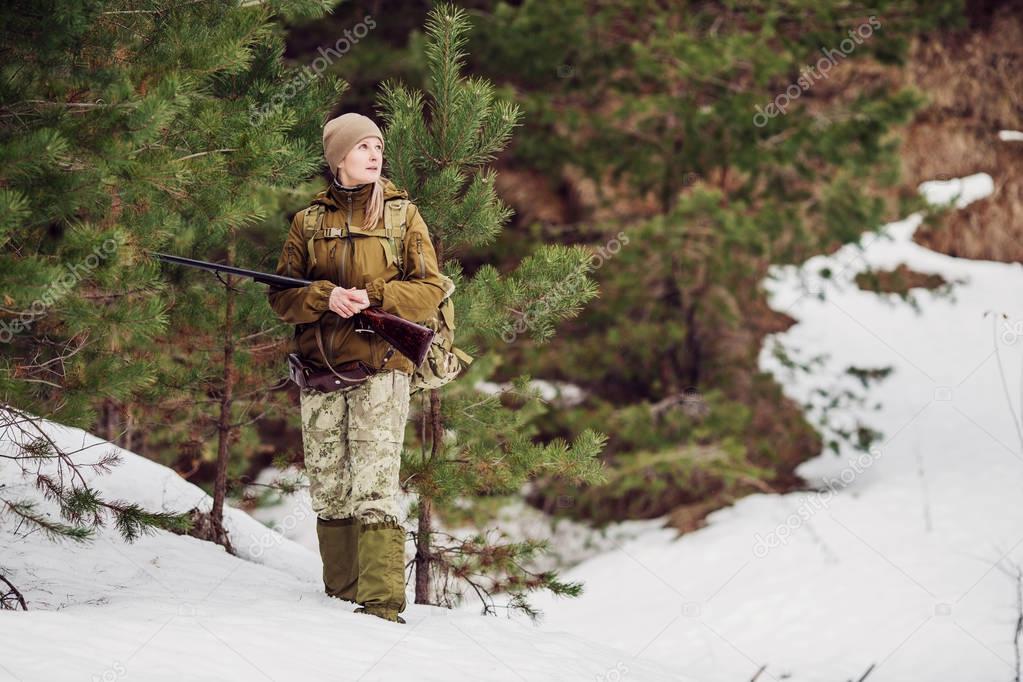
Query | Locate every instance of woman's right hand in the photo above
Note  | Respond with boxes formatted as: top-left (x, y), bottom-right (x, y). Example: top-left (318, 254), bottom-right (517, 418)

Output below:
top-left (328, 286), bottom-right (370, 318)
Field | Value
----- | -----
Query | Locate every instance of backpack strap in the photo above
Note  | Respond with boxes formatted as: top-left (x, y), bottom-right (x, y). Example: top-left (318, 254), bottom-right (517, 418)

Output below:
top-left (302, 204), bottom-right (328, 274)
top-left (383, 198), bottom-right (410, 275)
top-left (302, 198), bottom-right (411, 276)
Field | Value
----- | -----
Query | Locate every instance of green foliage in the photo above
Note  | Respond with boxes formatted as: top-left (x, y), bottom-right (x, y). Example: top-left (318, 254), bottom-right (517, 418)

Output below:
top-left (428, 528), bottom-right (582, 621)
top-left (1, 0), bottom-right (968, 613)
top-left (375, 4), bottom-right (606, 614)
top-left (2, 500), bottom-right (95, 543)
top-left (0, 408), bottom-right (193, 549)
top-left (0, 0), bottom-right (338, 431)
top-left (463, 0), bottom-right (962, 521)
top-left (406, 371), bottom-right (606, 503)
top-left (0, 0), bottom-right (343, 554)
top-left (533, 441), bottom-right (770, 526)
top-left (853, 265), bottom-right (956, 312)
top-left (463, 244), bottom-right (600, 345)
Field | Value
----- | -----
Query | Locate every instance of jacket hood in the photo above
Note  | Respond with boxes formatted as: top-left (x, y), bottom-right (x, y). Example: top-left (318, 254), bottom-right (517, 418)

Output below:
top-left (312, 177), bottom-right (409, 210)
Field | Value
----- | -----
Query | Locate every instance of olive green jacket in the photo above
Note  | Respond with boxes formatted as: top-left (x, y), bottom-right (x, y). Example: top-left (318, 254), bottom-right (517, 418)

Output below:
top-left (267, 179), bottom-right (447, 376)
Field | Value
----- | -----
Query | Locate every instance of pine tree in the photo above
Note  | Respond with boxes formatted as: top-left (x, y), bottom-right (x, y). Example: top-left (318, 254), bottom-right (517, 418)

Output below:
top-left (375, 4), bottom-right (606, 614)
top-left (465, 0), bottom-right (964, 520)
top-left (0, 0), bottom-right (342, 550)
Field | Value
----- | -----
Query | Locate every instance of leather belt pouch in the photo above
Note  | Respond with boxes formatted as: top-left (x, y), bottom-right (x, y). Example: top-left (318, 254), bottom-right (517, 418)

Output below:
top-left (287, 353), bottom-right (373, 393)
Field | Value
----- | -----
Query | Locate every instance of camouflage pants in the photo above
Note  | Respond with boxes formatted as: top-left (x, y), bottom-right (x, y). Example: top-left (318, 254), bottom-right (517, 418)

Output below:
top-left (300, 369), bottom-right (411, 523)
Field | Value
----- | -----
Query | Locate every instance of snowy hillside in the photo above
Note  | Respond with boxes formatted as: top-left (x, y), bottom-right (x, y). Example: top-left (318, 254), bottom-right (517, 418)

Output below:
top-left (521, 173), bottom-right (1023, 681)
top-left (3, 172), bottom-right (1018, 682)
top-left (0, 420), bottom-right (686, 681)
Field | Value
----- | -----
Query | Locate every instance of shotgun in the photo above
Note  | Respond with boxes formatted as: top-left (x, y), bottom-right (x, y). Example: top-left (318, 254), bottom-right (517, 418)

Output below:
top-left (150, 251), bottom-right (435, 367)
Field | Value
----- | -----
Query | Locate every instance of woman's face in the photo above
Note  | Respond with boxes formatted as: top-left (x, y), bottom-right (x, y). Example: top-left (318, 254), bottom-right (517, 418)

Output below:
top-left (338, 136), bottom-right (383, 186)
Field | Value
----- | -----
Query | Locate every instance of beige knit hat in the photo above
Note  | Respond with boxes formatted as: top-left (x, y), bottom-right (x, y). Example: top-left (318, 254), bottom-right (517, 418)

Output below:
top-left (322, 113), bottom-right (384, 179)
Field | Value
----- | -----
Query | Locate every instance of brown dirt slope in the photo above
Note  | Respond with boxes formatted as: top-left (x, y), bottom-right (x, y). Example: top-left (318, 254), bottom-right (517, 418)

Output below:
top-left (903, 6), bottom-right (1023, 261)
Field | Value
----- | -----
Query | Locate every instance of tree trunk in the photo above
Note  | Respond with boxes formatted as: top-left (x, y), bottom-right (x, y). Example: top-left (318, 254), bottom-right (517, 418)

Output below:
top-left (414, 495), bottom-right (433, 603)
top-left (414, 387), bottom-right (443, 604)
top-left (210, 240), bottom-right (236, 554)
top-left (123, 404), bottom-right (135, 453)
top-left (98, 397), bottom-right (122, 447)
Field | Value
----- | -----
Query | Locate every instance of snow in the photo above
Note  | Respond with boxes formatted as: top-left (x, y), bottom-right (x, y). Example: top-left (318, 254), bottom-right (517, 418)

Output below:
top-left (5, 170), bottom-right (1020, 681)
top-left (998, 130), bottom-right (1023, 142)
top-left (475, 379), bottom-right (588, 408)
top-left (0, 421), bottom-right (685, 681)
top-left (246, 470), bottom-right (668, 585)
top-left (520, 172), bottom-right (1023, 681)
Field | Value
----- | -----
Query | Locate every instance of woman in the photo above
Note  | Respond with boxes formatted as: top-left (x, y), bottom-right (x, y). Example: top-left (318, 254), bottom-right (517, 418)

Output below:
top-left (267, 113), bottom-right (447, 623)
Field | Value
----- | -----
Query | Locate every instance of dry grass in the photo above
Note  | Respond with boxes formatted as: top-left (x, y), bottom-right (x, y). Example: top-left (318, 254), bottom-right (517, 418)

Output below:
top-left (901, 8), bottom-right (1023, 261)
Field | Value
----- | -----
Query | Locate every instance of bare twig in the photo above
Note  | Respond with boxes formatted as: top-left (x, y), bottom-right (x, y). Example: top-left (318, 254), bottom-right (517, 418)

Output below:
top-left (0, 571), bottom-right (28, 610)
top-left (855, 662), bottom-right (876, 682)
top-left (990, 312), bottom-right (1023, 453)
top-left (174, 148), bottom-right (237, 162)
top-left (1015, 566), bottom-right (1022, 682)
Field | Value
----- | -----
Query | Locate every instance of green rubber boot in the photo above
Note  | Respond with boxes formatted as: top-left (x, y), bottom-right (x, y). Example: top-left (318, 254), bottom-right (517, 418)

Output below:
top-left (316, 516), bottom-right (360, 603)
top-left (354, 519), bottom-right (407, 623)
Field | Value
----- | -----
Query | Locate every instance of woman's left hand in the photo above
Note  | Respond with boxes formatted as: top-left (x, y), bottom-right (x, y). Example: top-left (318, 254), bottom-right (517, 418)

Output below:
top-left (329, 286), bottom-right (370, 318)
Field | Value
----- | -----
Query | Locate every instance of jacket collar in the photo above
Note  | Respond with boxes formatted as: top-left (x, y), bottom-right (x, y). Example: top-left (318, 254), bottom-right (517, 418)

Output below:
top-left (312, 177), bottom-right (409, 210)
top-left (327, 179), bottom-right (373, 207)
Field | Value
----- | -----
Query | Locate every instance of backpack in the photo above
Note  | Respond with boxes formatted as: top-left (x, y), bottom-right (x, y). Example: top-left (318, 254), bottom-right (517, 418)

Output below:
top-left (301, 197), bottom-right (472, 394)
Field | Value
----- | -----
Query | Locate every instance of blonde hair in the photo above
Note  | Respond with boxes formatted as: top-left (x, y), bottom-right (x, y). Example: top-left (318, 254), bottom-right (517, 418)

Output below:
top-left (334, 157), bottom-right (386, 229)
top-left (362, 177), bottom-right (385, 229)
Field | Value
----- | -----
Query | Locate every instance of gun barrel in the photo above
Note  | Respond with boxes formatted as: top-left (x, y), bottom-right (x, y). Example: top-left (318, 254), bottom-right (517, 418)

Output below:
top-left (151, 250), bottom-right (435, 366)
top-left (151, 252), bottom-right (312, 289)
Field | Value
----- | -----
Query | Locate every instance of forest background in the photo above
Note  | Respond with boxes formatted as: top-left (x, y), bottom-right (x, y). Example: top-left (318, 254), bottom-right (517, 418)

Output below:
top-left (3, 0), bottom-right (1021, 611)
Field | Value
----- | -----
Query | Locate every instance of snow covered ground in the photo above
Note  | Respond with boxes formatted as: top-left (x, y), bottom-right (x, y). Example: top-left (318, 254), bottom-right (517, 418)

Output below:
top-left (0, 423), bottom-right (686, 681)
top-left (4, 172), bottom-right (1018, 681)
top-left (522, 172), bottom-right (1023, 681)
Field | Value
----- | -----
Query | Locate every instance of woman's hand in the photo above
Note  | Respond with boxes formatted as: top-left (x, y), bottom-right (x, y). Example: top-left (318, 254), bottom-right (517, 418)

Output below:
top-left (329, 287), bottom-right (370, 318)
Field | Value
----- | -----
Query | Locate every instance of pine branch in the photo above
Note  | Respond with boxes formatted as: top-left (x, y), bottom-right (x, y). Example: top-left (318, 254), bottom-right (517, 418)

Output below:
top-left (1, 500), bottom-right (94, 542)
